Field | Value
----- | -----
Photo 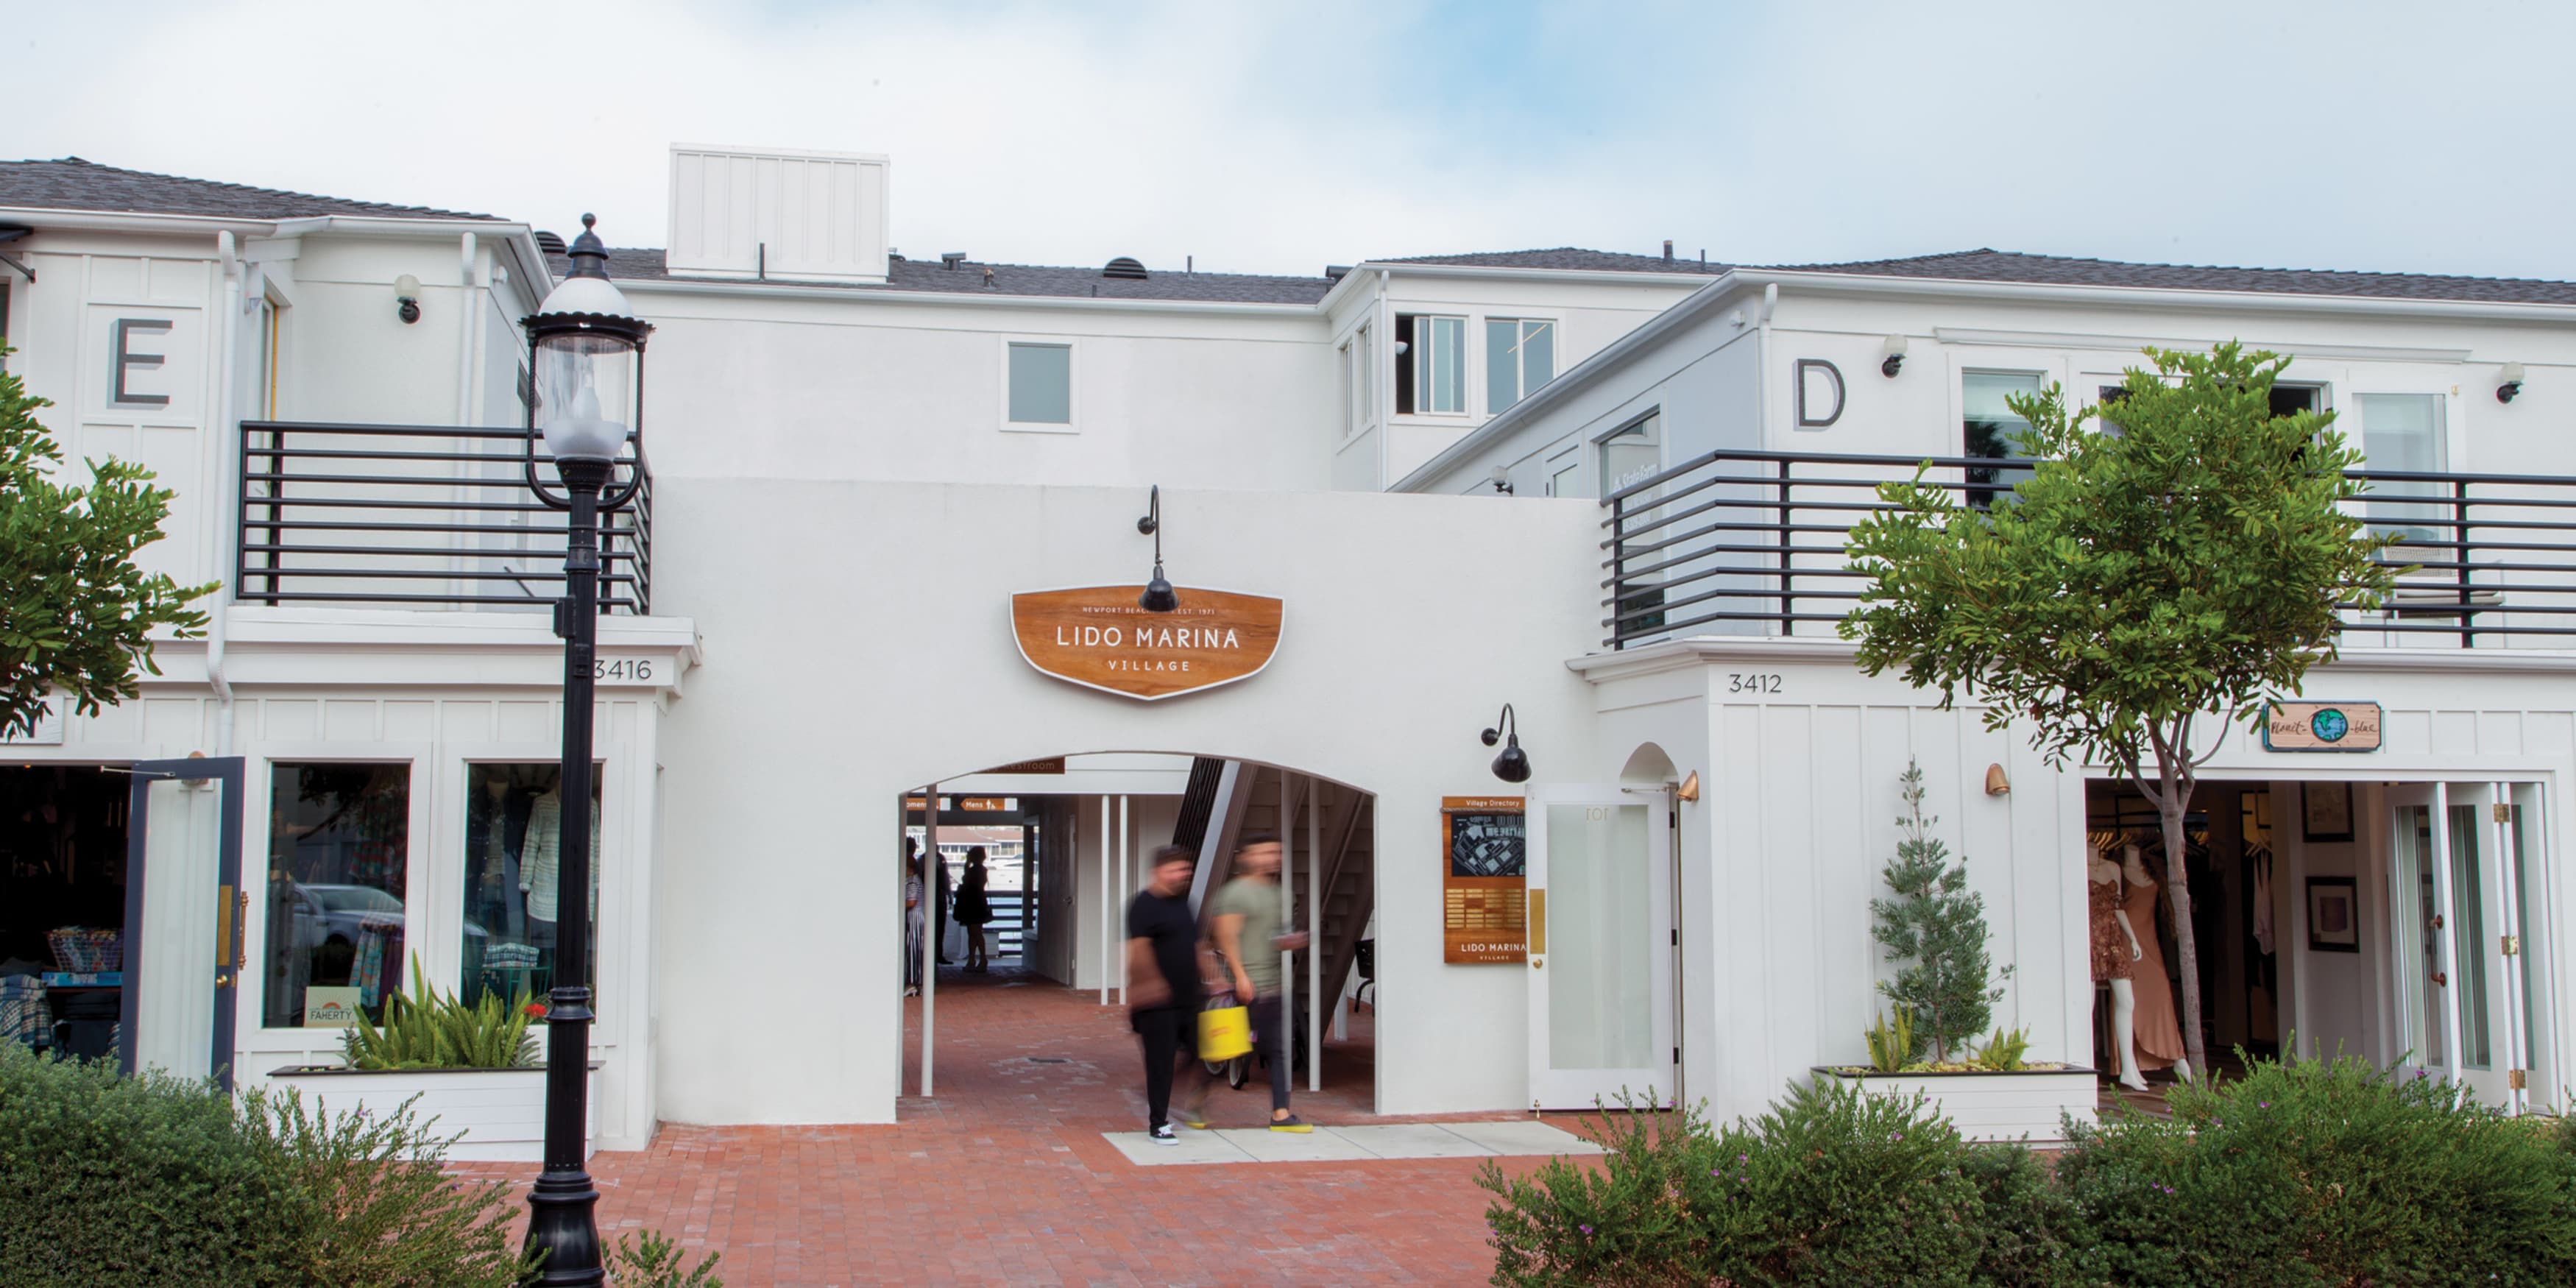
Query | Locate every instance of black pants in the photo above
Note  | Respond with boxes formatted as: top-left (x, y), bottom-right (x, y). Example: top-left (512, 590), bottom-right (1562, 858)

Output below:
top-left (1134, 1005), bottom-right (1197, 1129)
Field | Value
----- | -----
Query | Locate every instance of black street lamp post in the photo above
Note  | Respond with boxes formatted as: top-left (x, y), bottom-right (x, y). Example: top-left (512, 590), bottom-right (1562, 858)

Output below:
top-left (519, 214), bottom-right (652, 1287)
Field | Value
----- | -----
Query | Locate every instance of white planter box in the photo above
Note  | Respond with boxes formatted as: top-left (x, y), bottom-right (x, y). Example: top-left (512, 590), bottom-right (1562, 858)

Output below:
top-left (267, 1064), bottom-right (601, 1162)
top-left (1816, 1066), bottom-right (2098, 1144)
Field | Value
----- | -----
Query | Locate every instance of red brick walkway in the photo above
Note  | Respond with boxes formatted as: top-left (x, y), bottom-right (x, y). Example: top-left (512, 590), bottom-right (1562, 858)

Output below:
top-left (462, 969), bottom-right (1574, 1285)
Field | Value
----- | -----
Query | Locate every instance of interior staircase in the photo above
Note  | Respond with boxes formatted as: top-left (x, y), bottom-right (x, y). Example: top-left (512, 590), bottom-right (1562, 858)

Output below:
top-left (1173, 760), bottom-right (1376, 1014)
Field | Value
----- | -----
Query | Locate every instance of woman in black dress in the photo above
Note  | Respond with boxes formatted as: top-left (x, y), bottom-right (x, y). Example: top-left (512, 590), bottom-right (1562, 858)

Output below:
top-left (955, 846), bottom-right (994, 972)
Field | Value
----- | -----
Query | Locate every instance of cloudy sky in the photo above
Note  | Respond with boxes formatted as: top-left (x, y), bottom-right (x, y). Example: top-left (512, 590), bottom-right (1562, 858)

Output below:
top-left (13, 1), bottom-right (2571, 281)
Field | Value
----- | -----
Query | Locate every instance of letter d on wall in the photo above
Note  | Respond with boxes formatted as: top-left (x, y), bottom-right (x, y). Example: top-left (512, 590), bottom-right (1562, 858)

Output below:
top-left (1795, 358), bottom-right (1844, 429)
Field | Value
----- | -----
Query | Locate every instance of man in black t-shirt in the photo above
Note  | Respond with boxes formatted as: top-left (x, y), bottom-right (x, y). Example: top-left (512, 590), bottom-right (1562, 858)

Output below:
top-left (1128, 843), bottom-right (1211, 1143)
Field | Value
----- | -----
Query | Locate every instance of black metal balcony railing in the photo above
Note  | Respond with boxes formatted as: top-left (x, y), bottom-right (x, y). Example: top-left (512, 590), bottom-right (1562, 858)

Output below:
top-left (1603, 447), bottom-right (2576, 651)
top-left (236, 421), bottom-right (651, 615)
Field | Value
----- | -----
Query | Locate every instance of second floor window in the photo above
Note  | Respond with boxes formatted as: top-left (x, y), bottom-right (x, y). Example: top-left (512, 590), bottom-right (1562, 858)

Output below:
top-left (1008, 342), bottom-right (1072, 425)
top-left (1964, 371), bottom-right (2043, 507)
top-left (1486, 318), bottom-right (1556, 414)
top-left (2359, 392), bottom-right (2447, 545)
top-left (1396, 314), bottom-right (1465, 414)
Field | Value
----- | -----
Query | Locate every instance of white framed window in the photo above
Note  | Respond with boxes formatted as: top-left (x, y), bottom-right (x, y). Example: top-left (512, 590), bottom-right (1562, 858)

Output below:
top-left (1963, 369), bottom-right (2044, 506)
top-left (2358, 391), bottom-right (2450, 543)
top-left (1396, 314), bottom-right (1465, 414)
top-left (1004, 340), bottom-right (1074, 431)
top-left (1485, 317), bottom-right (1556, 414)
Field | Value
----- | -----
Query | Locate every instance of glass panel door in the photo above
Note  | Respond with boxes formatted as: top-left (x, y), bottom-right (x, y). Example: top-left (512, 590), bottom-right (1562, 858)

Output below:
top-left (122, 758), bottom-right (245, 1088)
top-left (2508, 783), bottom-right (2555, 1112)
top-left (2453, 783), bottom-right (2538, 1111)
top-left (1526, 785), bottom-right (1671, 1110)
top-left (2386, 787), bottom-right (2449, 1077)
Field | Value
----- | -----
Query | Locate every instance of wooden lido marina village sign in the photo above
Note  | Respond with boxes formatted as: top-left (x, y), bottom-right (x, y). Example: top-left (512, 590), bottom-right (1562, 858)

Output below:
top-left (1009, 586), bottom-right (1285, 701)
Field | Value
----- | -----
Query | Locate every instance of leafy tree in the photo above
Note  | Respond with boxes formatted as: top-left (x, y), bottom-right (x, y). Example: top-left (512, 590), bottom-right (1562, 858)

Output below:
top-left (0, 347), bottom-right (216, 737)
top-left (1839, 343), bottom-right (2395, 1078)
top-left (1872, 760), bottom-right (2008, 1064)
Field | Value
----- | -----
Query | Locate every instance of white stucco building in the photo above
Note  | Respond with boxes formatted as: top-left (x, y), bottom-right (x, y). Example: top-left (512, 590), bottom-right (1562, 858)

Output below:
top-left (3, 146), bottom-right (2570, 1145)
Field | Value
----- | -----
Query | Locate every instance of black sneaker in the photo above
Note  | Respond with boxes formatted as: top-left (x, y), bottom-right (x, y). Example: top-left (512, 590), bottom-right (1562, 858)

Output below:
top-left (1148, 1123), bottom-right (1178, 1145)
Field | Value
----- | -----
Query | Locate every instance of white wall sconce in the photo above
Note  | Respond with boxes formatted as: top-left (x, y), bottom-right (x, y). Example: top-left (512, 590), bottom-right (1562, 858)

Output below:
top-left (1488, 466), bottom-right (1514, 495)
top-left (394, 274), bottom-right (422, 325)
top-left (2499, 362), bottom-right (2525, 404)
top-left (1880, 334), bottom-right (1908, 378)
top-left (1984, 763), bottom-right (2011, 796)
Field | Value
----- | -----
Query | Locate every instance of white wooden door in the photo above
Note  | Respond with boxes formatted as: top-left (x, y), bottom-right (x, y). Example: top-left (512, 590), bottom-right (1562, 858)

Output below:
top-left (1526, 785), bottom-right (1673, 1111)
top-left (2386, 785), bottom-right (2460, 1083)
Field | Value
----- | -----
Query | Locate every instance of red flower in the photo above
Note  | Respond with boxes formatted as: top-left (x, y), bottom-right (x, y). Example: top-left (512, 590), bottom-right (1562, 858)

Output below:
top-left (524, 1002), bottom-right (548, 1018)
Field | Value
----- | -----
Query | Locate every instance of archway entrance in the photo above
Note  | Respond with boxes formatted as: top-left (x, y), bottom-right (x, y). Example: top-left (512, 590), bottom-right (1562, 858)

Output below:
top-left (894, 751), bottom-right (1379, 1128)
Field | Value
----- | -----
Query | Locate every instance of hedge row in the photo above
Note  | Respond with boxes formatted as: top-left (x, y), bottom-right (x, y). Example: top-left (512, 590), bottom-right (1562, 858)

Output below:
top-left (1479, 1051), bottom-right (2576, 1287)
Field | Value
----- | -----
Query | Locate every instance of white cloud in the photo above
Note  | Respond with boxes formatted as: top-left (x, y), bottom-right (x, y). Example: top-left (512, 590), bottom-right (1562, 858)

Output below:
top-left (11, 0), bottom-right (2573, 280)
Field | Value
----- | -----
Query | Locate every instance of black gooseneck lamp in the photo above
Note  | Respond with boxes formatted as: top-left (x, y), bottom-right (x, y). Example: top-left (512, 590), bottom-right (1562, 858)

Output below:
top-left (1137, 484), bottom-right (1179, 613)
top-left (518, 213), bottom-right (651, 1288)
top-left (1482, 704), bottom-right (1532, 783)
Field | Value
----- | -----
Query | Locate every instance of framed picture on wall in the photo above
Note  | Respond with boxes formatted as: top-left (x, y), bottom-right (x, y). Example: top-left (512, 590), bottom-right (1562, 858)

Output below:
top-left (2301, 781), bottom-right (2354, 842)
top-left (2307, 877), bottom-right (2360, 952)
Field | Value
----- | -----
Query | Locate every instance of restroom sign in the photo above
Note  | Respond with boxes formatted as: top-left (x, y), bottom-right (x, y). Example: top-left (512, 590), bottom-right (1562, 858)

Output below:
top-left (2262, 701), bottom-right (2382, 752)
top-left (1009, 585), bottom-right (1284, 701)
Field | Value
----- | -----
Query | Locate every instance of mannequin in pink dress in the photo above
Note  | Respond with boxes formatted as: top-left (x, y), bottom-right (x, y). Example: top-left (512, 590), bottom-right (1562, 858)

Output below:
top-left (2120, 843), bottom-right (2191, 1080)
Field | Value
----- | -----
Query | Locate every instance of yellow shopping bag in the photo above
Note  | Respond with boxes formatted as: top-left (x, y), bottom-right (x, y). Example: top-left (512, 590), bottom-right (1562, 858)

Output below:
top-left (1198, 1002), bottom-right (1253, 1061)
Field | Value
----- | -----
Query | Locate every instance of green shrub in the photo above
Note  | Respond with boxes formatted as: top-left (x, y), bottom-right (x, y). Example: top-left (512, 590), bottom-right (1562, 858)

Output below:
top-left (1958, 1142), bottom-right (2093, 1288)
top-left (0, 1041), bottom-right (531, 1287)
top-left (1479, 1078), bottom-right (1984, 1287)
top-left (0, 1042), bottom-right (308, 1287)
top-left (609, 1228), bottom-right (727, 1287)
top-left (244, 1086), bottom-right (527, 1287)
top-left (341, 955), bottom-right (540, 1070)
top-left (2054, 1050), bottom-right (2576, 1287)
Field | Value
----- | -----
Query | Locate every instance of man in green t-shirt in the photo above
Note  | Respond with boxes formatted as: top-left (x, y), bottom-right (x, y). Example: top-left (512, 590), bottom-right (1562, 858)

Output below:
top-left (1180, 833), bottom-right (1312, 1132)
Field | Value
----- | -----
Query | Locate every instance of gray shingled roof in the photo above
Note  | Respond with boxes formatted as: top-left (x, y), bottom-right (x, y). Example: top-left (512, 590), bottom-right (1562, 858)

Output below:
top-left (570, 247), bottom-right (1334, 305)
top-left (1769, 247), bottom-right (2576, 306)
top-left (1381, 247), bottom-right (1727, 275)
top-left (0, 157), bottom-right (498, 222)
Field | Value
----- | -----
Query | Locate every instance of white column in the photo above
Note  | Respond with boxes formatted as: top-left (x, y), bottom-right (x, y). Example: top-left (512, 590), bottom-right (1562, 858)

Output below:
top-left (919, 782), bottom-right (938, 1098)
top-left (1307, 774), bottom-right (1323, 1090)
top-left (1099, 794), bottom-right (1111, 1005)
top-left (2431, 782), bottom-right (2464, 1080)
top-left (1118, 795), bottom-right (1131, 1007)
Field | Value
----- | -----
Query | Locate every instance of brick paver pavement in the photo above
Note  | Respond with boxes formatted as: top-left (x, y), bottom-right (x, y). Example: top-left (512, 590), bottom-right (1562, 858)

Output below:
top-left (460, 969), bottom-right (1589, 1286)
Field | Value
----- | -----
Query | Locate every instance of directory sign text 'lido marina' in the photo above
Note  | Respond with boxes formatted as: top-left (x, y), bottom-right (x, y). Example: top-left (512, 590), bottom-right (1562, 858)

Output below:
top-left (1009, 586), bottom-right (1285, 701)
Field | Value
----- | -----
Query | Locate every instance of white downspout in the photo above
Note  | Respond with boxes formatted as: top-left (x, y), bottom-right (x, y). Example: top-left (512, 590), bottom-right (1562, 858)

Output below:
top-left (208, 232), bottom-right (242, 756)
top-left (1755, 282), bottom-right (1779, 448)
top-left (456, 232), bottom-right (479, 422)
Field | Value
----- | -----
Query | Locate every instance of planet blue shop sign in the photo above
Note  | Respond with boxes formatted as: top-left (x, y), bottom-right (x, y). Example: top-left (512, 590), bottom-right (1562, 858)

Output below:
top-left (2262, 701), bottom-right (2382, 753)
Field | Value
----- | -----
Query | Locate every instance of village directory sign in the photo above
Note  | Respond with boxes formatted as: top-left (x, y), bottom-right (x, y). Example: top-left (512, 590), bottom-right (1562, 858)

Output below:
top-left (1443, 796), bottom-right (1527, 963)
top-left (1008, 586), bottom-right (1284, 701)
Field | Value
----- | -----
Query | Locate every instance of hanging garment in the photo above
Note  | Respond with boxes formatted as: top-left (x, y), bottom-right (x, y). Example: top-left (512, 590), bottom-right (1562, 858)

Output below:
top-left (353, 914), bottom-right (405, 1008)
top-left (2089, 877), bottom-right (2135, 983)
top-left (2251, 851), bottom-right (2276, 957)
top-left (520, 790), bottom-right (601, 925)
top-left (2122, 878), bottom-right (2187, 1069)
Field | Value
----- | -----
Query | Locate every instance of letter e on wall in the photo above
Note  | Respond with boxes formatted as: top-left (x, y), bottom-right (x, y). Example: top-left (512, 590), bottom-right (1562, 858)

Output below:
top-left (112, 318), bottom-right (174, 407)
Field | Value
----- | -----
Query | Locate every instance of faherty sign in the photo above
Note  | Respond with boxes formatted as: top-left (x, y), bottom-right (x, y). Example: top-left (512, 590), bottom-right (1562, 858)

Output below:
top-left (1010, 586), bottom-right (1284, 701)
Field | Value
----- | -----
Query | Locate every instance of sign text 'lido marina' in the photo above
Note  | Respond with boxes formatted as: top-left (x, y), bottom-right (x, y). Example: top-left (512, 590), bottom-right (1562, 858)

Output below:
top-left (1010, 586), bottom-right (1284, 701)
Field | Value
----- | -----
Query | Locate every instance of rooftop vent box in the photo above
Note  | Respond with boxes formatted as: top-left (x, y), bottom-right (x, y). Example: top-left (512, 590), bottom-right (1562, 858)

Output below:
top-left (666, 144), bottom-right (889, 284)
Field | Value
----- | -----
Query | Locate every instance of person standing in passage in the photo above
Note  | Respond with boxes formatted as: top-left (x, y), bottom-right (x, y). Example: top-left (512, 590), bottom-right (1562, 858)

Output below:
top-left (1179, 834), bottom-right (1312, 1132)
top-left (933, 838), bottom-right (956, 965)
top-left (903, 841), bottom-right (927, 998)
top-left (955, 846), bottom-right (994, 973)
top-left (1128, 845), bottom-right (1211, 1144)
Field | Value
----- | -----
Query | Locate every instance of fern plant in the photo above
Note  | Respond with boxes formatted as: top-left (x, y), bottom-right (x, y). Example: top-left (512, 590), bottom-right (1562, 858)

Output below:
top-left (1971, 1025), bottom-right (2032, 1072)
top-left (339, 956), bottom-right (539, 1070)
top-left (1864, 1008), bottom-right (1917, 1073)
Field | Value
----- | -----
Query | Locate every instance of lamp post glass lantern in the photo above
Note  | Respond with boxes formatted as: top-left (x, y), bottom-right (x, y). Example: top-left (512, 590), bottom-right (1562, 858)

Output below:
top-left (518, 213), bottom-right (650, 1287)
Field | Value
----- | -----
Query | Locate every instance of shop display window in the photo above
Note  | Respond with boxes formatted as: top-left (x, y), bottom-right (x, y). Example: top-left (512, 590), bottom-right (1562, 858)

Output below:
top-left (263, 763), bottom-right (409, 1027)
top-left (461, 764), bottom-right (599, 1008)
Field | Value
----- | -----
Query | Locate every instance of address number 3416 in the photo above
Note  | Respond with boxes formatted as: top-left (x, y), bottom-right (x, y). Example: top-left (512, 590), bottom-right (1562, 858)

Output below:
top-left (593, 659), bottom-right (655, 682)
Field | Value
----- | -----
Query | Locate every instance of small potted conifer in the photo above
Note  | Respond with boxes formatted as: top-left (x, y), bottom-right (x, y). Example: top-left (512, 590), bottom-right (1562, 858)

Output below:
top-left (1816, 762), bottom-right (2096, 1142)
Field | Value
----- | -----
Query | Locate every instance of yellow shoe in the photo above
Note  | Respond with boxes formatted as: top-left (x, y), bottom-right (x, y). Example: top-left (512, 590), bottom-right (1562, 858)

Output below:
top-left (1269, 1114), bottom-right (1312, 1133)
